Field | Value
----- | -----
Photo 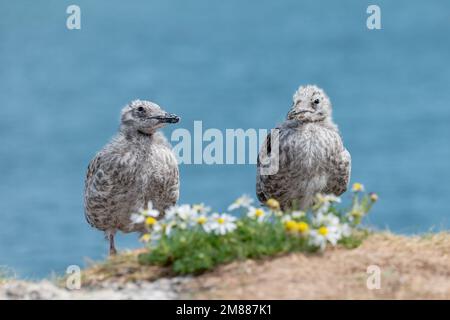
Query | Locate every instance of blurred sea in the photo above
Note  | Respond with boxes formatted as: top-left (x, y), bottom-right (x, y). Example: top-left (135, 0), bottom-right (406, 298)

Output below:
top-left (1, 0), bottom-right (449, 278)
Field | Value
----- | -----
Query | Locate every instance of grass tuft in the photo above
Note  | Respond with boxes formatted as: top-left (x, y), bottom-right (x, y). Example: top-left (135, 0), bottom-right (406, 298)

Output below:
top-left (137, 185), bottom-right (377, 275)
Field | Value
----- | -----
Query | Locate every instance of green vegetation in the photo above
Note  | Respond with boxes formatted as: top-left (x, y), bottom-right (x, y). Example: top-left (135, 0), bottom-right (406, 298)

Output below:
top-left (136, 183), bottom-right (376, 275)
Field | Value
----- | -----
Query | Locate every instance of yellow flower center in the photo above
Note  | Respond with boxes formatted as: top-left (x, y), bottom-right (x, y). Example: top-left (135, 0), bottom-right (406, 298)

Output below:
top-left (266, 198), bottom-right (280, 210)
top-left (318, 226), bottom-right (328, 236)
top-left (217, 217), bottom-right (225, 224)
top-left (296, 222), bottom-right (309, 233)
top-left (284, 220), bottom-right (297, 232)
top-left (352, 183), bottom-right (363, 192)
top-left (197, 216), bottom-right (207, 225)
top-left (255, 209), bottom-right (264, 217)
top-left (145, 217), bottom-right (157, 226)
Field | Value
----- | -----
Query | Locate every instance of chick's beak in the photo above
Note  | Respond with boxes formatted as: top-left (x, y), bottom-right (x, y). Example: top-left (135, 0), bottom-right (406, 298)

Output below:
top-left (152, 113), bottom-right (180, 123)
top-left (158, 113), bottom-right (180, 124)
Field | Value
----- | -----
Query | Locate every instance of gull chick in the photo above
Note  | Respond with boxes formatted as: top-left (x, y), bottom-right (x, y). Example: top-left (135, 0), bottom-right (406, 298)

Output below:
top-left (84, 100), bottom-right (180, 255)
top-left (256, 85), bottom-right (351, 210)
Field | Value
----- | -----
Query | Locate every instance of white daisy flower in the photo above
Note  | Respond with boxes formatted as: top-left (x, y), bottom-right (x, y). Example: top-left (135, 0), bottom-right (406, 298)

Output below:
top-left (313, 211), bottom-right (340, 228)
top-left (165, 204), bottom-right (197, 221)
top-left (247, 207), bottom-right (267, 222)
top-left (309, 225), bottom-right (342, 250)
top-left (309, 230), bottom-right (327, 250)
top-left (152, 221), bottom-right (174, 237)
top-left (164, 205), bottom-right (178, 220)
top-left (130, 201), bottom-right (160, 225)
top-left (205, 213), bottom-right (237, 235)
top-left (176, 204), bottom-right (196, 220)
top-left (141, 201), bottom-right (160, 218)
top-left (324, 226), bottom-right (342, 245)
top-left (339, 223), bottom-right (352, 238)
top-left (193, 214), bottom-right (209, 231)
top-left (130, 213), bottom-right (145, 224)
top-left (291, 210), bottom-right (306, 219)
top-left (192, 203), bottom-right (211, 214)
top-left (228, 194), bottom-right (254, 211)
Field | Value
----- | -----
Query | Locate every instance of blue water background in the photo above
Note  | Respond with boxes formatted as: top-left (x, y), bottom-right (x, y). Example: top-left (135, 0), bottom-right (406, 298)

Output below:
top-left (1, 1), bottom-right (449, 278)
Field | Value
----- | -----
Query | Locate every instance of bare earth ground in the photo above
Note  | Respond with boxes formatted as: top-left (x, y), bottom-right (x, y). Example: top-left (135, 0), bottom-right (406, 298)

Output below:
top-left (184, 233), bottom-right (450, 299)
top-left (1, 233), bottom-right (449, 299)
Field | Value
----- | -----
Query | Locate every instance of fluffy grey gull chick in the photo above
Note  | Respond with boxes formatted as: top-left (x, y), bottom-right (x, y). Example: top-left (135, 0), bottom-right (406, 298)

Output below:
top-left (256, 85), bottom-right (351, 210)
top-left (84, 100), bottom-right (180, 255)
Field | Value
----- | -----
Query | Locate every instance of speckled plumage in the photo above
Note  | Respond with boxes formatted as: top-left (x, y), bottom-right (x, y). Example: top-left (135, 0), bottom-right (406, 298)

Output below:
top-left (84, 100), bottom-right (180, 254)
top-left (256, 85), bottom-right (351, 210)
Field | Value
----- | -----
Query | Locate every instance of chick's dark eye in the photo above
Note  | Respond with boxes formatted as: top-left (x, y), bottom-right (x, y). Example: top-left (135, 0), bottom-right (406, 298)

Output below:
top-left (137, 106), bottom-right (145, 112)
top-left (314, 99), bottom-right (320, 105)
